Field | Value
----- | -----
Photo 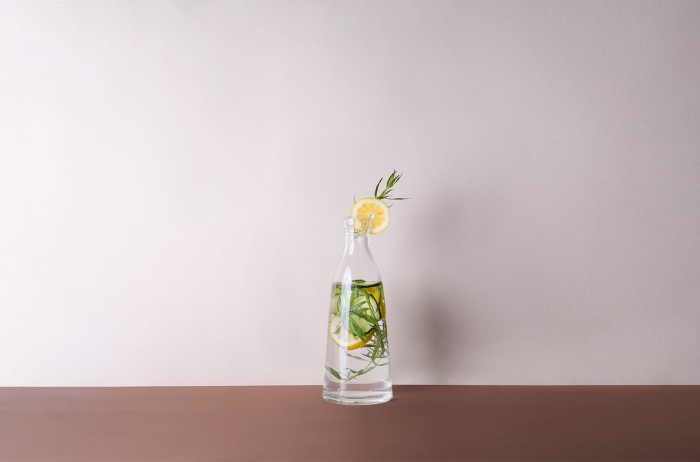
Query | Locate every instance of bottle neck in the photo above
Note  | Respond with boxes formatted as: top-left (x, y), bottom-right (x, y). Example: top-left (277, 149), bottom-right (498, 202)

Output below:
top-left (344, 230), bottom-right (371, 256)
top-left (334, 217), bottom-right (381, 283)
top-left (342, 216), bottom-right (372, 256)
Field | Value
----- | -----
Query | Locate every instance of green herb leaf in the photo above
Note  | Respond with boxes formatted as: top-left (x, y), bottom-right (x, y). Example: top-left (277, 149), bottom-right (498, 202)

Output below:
top-left (325, 366), bottom-right (342, 380)
top-left (374, 177), bottom-right (383, 198)
top-left (349, 299), bottom-right (367, 310)
top-left (348, 317), bottom-right (366, 338)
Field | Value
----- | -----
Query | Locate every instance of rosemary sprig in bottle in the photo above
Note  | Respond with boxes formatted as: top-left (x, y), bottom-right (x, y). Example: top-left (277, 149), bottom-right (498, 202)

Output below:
top-left (325, 285), bottom-right (389, 382)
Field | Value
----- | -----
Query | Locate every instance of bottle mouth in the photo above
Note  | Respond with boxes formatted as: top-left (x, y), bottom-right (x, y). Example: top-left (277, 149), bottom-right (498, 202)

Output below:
top-left (343, 215), bottom-right (373, 234)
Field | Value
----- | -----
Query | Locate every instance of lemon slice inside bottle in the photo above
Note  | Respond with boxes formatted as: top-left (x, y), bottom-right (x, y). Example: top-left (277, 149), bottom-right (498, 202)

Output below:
top-left (329, 315), bottom-right (374, 350)
top-left (351, 198), bottom-right (391, 234)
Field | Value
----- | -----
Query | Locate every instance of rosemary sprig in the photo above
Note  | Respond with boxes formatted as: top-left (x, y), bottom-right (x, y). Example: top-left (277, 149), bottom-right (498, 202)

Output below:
top-left (351, 170), bottom-right (408, 213)
top-left (374, 170), bottom-right (409, 201)
top-left (327, 285), bottom-right (390, 382)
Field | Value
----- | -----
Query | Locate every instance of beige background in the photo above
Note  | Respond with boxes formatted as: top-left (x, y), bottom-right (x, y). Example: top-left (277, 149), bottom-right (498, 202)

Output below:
top-left (1, 1), bottom-right (699, 386)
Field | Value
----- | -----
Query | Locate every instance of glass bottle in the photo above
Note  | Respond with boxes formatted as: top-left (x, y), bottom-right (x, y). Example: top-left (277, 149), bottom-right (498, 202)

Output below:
top-left (323, 216), bottom-right (392, 405)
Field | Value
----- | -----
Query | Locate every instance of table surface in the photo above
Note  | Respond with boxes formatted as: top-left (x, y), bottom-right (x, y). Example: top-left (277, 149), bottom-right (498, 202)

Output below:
top-left (1, 385), bottom-right (699, 461)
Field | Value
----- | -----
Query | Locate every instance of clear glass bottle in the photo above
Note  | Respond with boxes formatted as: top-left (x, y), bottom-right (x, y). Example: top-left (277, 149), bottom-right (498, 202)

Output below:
top-left (323, 216), bottom-right (392, 405)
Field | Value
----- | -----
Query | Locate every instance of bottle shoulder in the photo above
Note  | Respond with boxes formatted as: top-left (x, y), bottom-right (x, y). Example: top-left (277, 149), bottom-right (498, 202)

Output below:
top-left (332, 252), bottom-right (382, 283)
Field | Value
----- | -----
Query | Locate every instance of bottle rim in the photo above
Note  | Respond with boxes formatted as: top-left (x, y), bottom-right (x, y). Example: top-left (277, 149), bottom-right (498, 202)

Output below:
top-left (343, 215), bottom-right (373, 234)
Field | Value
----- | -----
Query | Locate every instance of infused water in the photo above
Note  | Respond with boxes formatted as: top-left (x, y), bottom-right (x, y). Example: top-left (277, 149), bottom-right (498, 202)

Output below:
top-left (323, 279), bottom-right (392, 405)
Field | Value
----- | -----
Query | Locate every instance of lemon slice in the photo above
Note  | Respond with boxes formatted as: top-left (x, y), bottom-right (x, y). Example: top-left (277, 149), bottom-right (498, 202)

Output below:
top-left (351, 198), bottom-right (391, 234)
top-left (329, 315), bottom-right (374, 350)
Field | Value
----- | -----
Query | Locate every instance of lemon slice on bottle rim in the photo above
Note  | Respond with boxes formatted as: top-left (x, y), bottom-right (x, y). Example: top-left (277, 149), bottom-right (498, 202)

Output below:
top-left (351, 198), bottom-right (391, 234)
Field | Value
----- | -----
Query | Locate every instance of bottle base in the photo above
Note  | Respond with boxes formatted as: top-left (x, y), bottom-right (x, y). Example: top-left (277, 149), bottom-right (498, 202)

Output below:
top-left (323, 390), bottom-right (393, 405)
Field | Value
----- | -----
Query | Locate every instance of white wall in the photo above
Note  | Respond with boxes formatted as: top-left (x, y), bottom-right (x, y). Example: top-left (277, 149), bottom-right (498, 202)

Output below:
top-left (1, 1), bottom-right (699, 386)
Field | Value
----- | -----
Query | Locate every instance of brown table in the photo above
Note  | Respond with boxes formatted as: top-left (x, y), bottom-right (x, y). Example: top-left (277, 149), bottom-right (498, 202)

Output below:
top-left (1, 386), bottom-right (699, 461)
